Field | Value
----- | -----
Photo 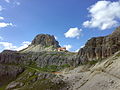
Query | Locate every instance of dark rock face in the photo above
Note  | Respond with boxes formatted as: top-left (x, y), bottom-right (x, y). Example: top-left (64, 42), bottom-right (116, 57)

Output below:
top-left (77, 27), bottom-right (120, 62)
top-left (0, 50), bottom-right (23, 64)
top-left (0, 50), bottom-right (25, 86)
top-left (6, 71), bottom-right (67, 90)
top-left (27, 51), bottom-right (77, 67)
top-left (31, 34), bottom-right (60, 48)
top-left (0, 64), bottom-right (24, 86)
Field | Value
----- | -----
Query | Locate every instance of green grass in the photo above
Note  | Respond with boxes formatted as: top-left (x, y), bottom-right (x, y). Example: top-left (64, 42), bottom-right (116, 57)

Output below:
top-left (83, 60), bottom-right (99, 65)
top-left (26, 64), bottom-right (71, 73)
top-left (0, 85), bottom-right (7, 90)
top-left (115, 52), bottom-right (120, 57)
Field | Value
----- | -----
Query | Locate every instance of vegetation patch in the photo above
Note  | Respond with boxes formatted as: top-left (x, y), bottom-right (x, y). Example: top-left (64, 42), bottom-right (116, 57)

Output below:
top-left (83, 60), bottom-right (99, 65)
top-left (115, 52), bottom-right (120, 57)
top-left (26, 63), bottom-right (70, 72)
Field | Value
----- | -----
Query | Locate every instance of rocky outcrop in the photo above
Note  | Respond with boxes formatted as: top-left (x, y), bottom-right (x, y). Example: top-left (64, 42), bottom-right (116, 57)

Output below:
top-left (77, 27), bottom-right (120, 62)
top-left (6, 69), bottom-right (68, 90)
top-left (0, 50), bottom-right (25, 64)
top-left (27, 51), bottom-right (77, 67)
top-left (21, 34), bottom-right (61, 52)
top-left (0, 50), bottom-right (25, 86)
top-left (0, 64), bottom-right (24, 87)
top-left (31, 34), bottom-right (60, 48)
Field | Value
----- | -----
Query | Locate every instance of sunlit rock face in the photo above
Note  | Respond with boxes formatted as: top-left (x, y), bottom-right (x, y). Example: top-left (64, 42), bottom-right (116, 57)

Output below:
top-left (77, 27), bottom-right (120, 62)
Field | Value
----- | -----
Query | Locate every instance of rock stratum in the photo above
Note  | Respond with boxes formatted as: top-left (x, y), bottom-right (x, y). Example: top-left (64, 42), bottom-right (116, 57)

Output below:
top-left (0, 27), bottom-right (120, 90)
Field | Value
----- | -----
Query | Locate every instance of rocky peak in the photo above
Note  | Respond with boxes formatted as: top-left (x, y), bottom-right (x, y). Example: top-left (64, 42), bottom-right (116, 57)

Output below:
top-left (31, 34), bottom-right (60, 48)
top-left (21, 34), bottom-right (61, 52)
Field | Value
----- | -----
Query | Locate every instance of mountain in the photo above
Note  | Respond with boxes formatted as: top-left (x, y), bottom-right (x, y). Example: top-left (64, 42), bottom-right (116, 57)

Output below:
top-left (21, 34), bottom-right (60, 52)
top-left (77, 26), bottom-right (120, 63)
top-left (0, 27), bottom-right (120, 90)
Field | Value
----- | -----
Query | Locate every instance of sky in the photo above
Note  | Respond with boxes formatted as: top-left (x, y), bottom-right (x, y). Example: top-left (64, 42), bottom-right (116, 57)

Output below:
top-left (0, 0), bottom-right (120, 52)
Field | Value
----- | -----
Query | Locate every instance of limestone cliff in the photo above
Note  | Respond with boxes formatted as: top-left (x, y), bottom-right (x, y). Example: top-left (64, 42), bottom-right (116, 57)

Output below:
top-left (0, 50), bottom-right (24, 87)
top-left (77, 27), bottom-right (120, 63)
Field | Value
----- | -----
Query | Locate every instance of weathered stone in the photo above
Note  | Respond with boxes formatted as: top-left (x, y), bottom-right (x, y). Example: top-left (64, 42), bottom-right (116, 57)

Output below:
top-left (31, 34), bottom-right (60, 48)
top-left (77, 27), bottom-right (120, 63)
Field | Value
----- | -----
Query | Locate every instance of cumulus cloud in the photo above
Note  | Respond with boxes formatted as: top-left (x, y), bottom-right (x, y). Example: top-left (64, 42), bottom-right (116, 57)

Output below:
top-left (0, 41), bottom-right (31, 51)
top-left (16, 41), bottom-right (31, 51)
top-left (0, 17), bottom-right (4, 20)
top-left (75, 45), bottom-right (85, 52)
top-left (4, 0), bottom-right (10, 3)
top-left (64, 27), bottom-right (82, 39)
top-left (0, 22), bottom-right (13, 28)
top-left (80, 45), bottom-right (84, 48)
top-left (54, 36), bottom-right (58, 40)
top-left (83, 0), bottom-right (120, 30)
top-left (0, 36), bottom-right (3, 40)
top-left (63, 45), bottom-right (72, 51)
top-left (14, 1), bottom-right (20, 5)
top-left (0, 6), bottom-right (4, 11)
top-left (75, 49), bottom-right (79, 52)
top-left (4, 0), bottom-right (20, 6)
top-left (0, 42), bottom-right (17, 50)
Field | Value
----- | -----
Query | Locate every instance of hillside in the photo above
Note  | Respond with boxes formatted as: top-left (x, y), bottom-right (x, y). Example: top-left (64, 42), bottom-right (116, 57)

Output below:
top-left (0, 27), bottom-right (120, 90)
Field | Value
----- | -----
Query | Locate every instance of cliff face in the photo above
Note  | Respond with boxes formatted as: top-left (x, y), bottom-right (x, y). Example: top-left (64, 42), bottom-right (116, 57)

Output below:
top-left (77, 27), bottom-right (120, 62)
top-left (0, 50), bottom-right (24, 87)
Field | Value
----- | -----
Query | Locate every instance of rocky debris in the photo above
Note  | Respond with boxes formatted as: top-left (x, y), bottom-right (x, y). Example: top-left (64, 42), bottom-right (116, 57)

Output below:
top-left (77, 27), bottom-right (120, 63)
top-left (6, 82), bottom-right (24, 90)
top-left (6, 70), bottom-right (67, 90)
top-left (57, 51), bottom-right (120, 90)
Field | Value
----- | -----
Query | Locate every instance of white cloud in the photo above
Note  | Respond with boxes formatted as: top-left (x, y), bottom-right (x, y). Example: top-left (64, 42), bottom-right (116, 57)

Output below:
top-left (4, 0), bottom-right (10, 3)
top-left (14, 1), bottom-right (20, 5)
top-left (0, 22), bottom-right (13, 28)
top-left (0, 41), bottom-right (31, 51)
top-left (75, 49), bottom-right (79, 52)
top-left (0, 17), bottom-right (4, 20)
top-left (80, 45), bottom-right (84, 48)
top-left (0, 6), bottom-right (4, 11)
top-left (83, 1), bottom-right (120, 30)
top-left (64, 27), bottom-right (82, 39)
top-left (4, 0), bottom-right (20, 6)
top-left (63, 45), bottom-right (72, 51)
top-left (75, 45), bottom-right (84, 52)
top-left (0, 36), bottom-right (3, 41)
top-left (0, 42), bottom-right (17, 50)
top-left (16, 41), bottom-right (31, 51)
top-left (54, 36), bottom-right (58, 40)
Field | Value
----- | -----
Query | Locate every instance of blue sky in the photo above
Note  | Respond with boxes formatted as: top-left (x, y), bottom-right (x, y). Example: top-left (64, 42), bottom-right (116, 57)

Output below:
top-left (0, 0), bottom-right (120, 52)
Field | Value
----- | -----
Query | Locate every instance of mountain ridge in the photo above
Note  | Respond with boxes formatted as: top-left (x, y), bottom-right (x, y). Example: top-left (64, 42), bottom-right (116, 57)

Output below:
top-left (0, 26), bottom-right (120, 90)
